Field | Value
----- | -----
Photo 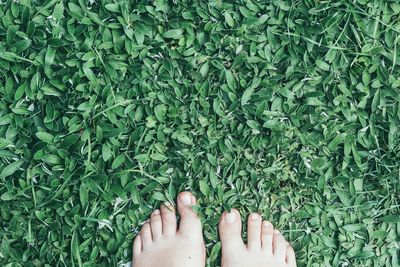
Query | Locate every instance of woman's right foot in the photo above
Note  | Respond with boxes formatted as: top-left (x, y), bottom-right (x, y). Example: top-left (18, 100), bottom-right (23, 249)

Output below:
top-left (218, 209), bottom-right (297, 267)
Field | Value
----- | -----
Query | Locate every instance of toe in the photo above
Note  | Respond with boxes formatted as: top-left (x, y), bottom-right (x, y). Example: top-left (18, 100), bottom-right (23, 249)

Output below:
top-left (218, 209), bottom-right (245, 252)
top-left (160, 202), bottom-right (177, 237)
top-left (150, 209), bottom-right (162, 241)
top-left (177, 192), bottom-right (202, 236)
top-left (247, 213), bottom-right (262, 250)
top-left (273, 230), bottom-right (287, 260)
top-left (261, 221), bottom-right (274, 254)
top-left (140, 223), bottom-right (152, 249)
top-left (133, 234), bottom-right (142, 256)
top-left (286, 245), bottom-right (297, 267)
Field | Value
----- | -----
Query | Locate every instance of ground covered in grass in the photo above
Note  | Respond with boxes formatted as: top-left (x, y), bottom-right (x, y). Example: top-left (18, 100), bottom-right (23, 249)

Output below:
top-left (0, 0), bottom-right (399, 266)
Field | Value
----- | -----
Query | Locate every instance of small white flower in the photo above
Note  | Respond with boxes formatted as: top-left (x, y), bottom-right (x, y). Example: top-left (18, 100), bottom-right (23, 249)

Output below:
top-left (28, 103), bottom-right (35, 112)
top-left (98, 219), bottom-right (113, 232)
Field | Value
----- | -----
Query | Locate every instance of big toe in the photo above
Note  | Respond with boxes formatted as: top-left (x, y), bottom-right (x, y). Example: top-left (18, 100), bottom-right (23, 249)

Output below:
top-left (273, 230), bottom-right (287, 260)
top-left (286, 245), bottom-right (297, 267)
top-left (177, 192), bottom-right (202, 236)
top-left (218, 209), bottom-right (245, 251)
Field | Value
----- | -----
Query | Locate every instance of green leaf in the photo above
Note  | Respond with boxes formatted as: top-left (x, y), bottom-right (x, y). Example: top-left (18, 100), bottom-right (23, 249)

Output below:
top-left (163, 29), bottom-right (183, 39)
top-left (79, 184), bottom-right (89, 208)
top-left (381, 215), bottom-right (400, 223)
top-left (83, 64), bottom-right (96, 82)
top-left (343, 224), bottom-right (364, 232)
top-left (224, 12), bottom-right (234, 27)
top-left (154, 104), bottom-right (167, 122)
top-left (15, 39), bottom-right (31, 53)
top-left (0, 161), bottom-right (23, 179)
top-left (45, 47), bottom-right (56, 66)
top-left (150, 153), bottom-right (168, 161)
top-left (226, 70), bottom-right (235, 90)
top-left (1, 192), bottom-right (16, 201)
top-left (352, 145), bottom-right (362, 167)
top-left (246, 120), bottom-right (260, 129)
top-left (199, 62), bottom-right (209, 77)
top-left (255, 14), bottom-right (269, 26)
top-left (176, 133), bottom-right (193, 145)
top-left (53, 2), bottom-right (64, 20)
top-left (0, 52), bottom-right (19, 62)
top-left (112, 154), bottom-right (125, 169)
top-left (102, 144), bottom-right (112, 161)
top-left (42, 155), bottom-right (61, 165)
top-left (199, 180), bottom-right (209, 195)
top-left (151, 192), bottom-right (167, 202)
top-left (328, 134), bottom-right (344, 151)
top-left (354, 250), bottom-right (375, 259)
top-left (105, 4), bottom-right (120, 13)
top-left (209, 242), bottom-right (221, 261)
top-left (71, 231), bottom-right (82, 266)
top-left (48, 38), bottom-right (64, 47)
top-left (6, 25), bottom-right (18, 44)
top-left (241, 87), bottom-right (254, 106)
top-left (263, 120), bottom-right (280, 131)
top-left (206, 153), bottom-right (217, 166)
top-left (35, 132), bottom-right (54, 143)
top-left (316, 59), bottom-right (330, 71)
top-left (0, 114), bottom-right (13, 126)
top-left (68, 2), bottom-right (83, 17)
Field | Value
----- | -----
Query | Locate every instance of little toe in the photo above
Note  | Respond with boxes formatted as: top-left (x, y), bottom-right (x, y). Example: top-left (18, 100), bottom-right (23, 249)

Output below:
top-left (140, 223), bottom-right (153, 249)
top-left (286, 245), bottom-right (297, 267)
top-left (273, 230), bottom-right (287, 260)
top-left (160, 202), bottom-right (177, 237)
top-left (219, 209), bottom-right (245, 252)
top-left (177, 192), bottom-right (202, 236)
top-left (261, 221), bottom-right (274, 254)
top-left (247, 213), bottom-right (262, 250)
top-left (133, 234), bottom-right (142, 256)
top-left (150, 209), bottom-right (162, 241)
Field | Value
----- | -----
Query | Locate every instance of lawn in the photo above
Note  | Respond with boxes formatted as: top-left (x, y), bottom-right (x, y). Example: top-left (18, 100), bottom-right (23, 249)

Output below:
top-left (0, 0), bottom-right (399, 266)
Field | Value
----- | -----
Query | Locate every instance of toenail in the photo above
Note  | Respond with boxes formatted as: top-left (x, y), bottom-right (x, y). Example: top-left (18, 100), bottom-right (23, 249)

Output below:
top-left (225, 212), bottom-right (236, 223)
top-left (263, 221), bottom-right (272, 228)
top-left (274, 229), bottom-right (280, 234)
top-left (153, 209), bottom-right (160, 215)
top-left (180, 194), bottom-right (192, 206)
top-left (251, 213), bottom-right (259, 220)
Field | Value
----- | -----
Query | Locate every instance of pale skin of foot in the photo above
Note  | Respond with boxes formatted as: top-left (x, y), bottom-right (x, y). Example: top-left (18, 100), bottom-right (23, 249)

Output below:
top-left (219, 209), bottom-right (297, 267)
top-left (132, 192), bottom-right (296, 267)
top-left (132, 192), bottom-right (206, 267)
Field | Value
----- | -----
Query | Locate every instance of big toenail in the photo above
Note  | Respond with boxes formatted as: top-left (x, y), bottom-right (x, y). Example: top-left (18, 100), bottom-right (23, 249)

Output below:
top-left (251, 213), bottom-right (259, 220)
top-left (225, 212), bottom-right (236, 223)
top-left (180, 194), bottom-right (192, 206)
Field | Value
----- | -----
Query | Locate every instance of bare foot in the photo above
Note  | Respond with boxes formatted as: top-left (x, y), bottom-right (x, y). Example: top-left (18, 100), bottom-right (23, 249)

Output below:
top-left (132, 192), bottom-right (206, 267)
top-left (219, 209), bottom-right (297, 267)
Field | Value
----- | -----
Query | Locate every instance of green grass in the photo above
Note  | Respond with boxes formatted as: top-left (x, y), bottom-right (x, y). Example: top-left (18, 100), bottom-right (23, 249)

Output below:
top-left (0, 0), bottom-right (399, 266)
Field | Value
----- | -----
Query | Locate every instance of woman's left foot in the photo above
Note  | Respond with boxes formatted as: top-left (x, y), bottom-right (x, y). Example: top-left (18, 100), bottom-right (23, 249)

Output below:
top-left (132, 192), bottom-right (206, 267)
